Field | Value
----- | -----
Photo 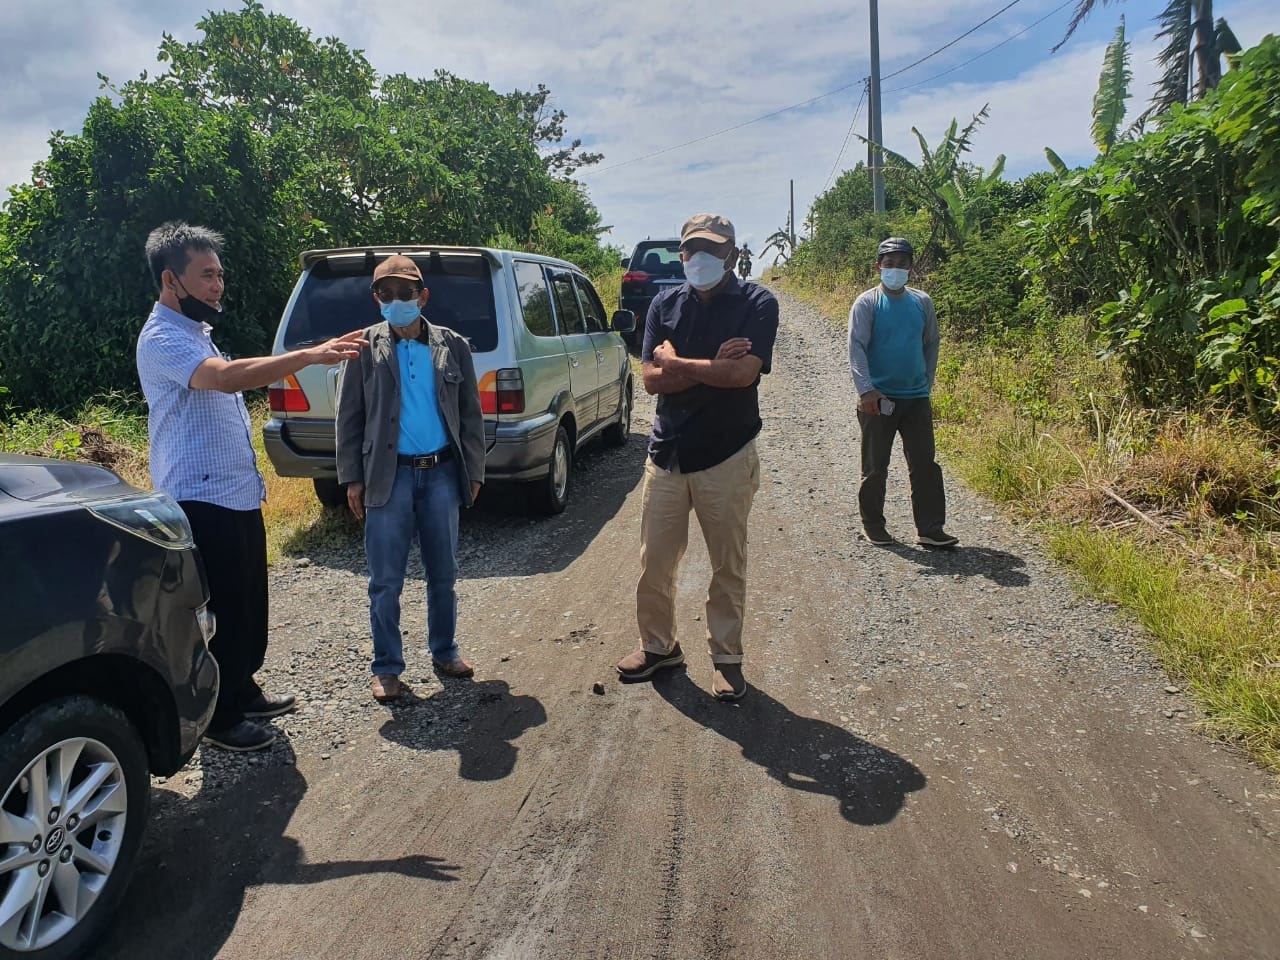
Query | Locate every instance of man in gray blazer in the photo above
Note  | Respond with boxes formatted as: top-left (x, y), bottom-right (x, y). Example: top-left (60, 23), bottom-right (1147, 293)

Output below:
top-left (336, 255), bottom-right (486, 702)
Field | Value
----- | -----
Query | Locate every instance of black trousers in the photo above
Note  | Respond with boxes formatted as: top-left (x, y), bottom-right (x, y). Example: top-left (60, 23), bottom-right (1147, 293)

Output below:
top-left (180, 501), bottom-right (269, 730)
top-left (857, 397), bottom-right (947, 536)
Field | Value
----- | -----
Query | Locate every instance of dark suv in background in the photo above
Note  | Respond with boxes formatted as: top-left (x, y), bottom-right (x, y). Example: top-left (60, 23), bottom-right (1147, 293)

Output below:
top-left (619, 239), bottom-right (684, 350)
top-left (0, 454), bottom-right (218, 959)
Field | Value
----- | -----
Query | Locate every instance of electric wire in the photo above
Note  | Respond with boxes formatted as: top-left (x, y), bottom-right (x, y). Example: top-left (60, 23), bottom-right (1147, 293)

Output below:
top-left (582, 0), bottom-right (1054, 178)
top-left (823, 84), bottom-right (869, 192)
top-left (884, 0), bottom-right (1076, 93)
top-left (881, 0), bottom-right (1025, 81)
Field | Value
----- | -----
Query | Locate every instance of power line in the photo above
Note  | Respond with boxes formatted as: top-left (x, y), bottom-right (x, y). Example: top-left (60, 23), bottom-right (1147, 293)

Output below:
top-left (882, 0), bottom-right (1025, 81)
top-left (884, 0), bottom-right (1075, 93)
top-left (581, 79), bottom-right (864, 178)
top-left (823, 83), bottom-right (869, 192)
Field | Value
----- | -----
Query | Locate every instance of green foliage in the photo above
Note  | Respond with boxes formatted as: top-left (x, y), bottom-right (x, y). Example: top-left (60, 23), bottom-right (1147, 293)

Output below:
top-left (863, 107), bottom-right (1007, 254)
top-left (1029, 35), bottom-right (1280, 426)
top-left (0, 0), bottom-right (611, 411)
top-left (1092, 17), bottom-right (1133, 154)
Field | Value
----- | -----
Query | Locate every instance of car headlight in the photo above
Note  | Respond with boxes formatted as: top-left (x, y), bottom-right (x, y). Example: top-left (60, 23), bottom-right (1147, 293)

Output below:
top-left (88, 493), bottom-right (195, 549)
top-left (195, 603), bottom-right (217, 643)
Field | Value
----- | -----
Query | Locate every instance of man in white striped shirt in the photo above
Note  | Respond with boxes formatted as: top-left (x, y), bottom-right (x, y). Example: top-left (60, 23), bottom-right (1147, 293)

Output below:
top-left (136, 222), bottom-right (365, 751)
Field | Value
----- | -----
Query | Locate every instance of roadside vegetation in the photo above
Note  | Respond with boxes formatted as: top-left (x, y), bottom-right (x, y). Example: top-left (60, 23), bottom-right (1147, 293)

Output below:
top-left (777, 33), bottom-right (1280, 768)
top-left (0, 3), bottom-right (623, 558)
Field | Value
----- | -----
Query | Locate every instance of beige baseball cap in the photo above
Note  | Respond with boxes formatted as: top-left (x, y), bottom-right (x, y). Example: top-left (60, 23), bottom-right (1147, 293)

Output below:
top-left (371, 254), bottom-right (423, 287)
top-left (680, 213), bottom-right (735, 247)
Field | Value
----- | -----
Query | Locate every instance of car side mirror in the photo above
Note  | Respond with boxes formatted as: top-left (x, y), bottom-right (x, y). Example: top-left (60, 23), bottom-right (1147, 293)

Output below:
top-left (620, 255), bottom-right (630, 268)
top-left (611, 309), bottom-right (636, 334)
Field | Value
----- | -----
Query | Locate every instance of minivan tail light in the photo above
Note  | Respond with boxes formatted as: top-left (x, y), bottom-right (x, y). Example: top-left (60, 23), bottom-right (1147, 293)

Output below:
top-left (478, 369), bottom-right (524, 415)
top-left (268, 374), bottom-right (310, 413)
top-left (622, 271), bottom-right (651, 284)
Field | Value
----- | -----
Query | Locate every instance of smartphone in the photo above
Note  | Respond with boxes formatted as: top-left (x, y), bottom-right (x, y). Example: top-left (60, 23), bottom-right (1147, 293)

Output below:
top-left (878, 397), bottom-right (896, 415)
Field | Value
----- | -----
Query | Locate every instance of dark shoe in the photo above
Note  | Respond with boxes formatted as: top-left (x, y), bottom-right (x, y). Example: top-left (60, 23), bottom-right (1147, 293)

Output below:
top-left (243, 691), bottom-right (297, 718)
top-left (616, 644), bottom-right (685, 681)
top-left (711, 664), bottom-right (748, 701)
top-left (918, 530), bottom-right (960, 548)
top-left (205, 720), bottom-right (276, 752)
top-left (433, 657), bottom-right (475, 679)
top-left (372, 674), bottom-right (403, 702)
top-left (863, 525), bottom-right (893, 546)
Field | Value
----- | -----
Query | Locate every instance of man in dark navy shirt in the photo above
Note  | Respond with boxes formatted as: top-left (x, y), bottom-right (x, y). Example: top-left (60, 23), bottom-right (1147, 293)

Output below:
top-left (616, 213), bottom-right (779, 701)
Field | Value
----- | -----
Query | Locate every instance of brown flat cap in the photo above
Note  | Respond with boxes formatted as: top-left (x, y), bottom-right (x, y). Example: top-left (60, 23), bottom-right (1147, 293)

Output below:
top-left (371, 254), bottom-right (423, 287)
top-left (680, 213), bottom-right (735, 246)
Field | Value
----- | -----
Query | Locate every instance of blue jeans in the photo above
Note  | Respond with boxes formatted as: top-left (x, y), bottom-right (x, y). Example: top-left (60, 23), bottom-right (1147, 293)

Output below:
top-left (365, 462), bottom-right (462, 676)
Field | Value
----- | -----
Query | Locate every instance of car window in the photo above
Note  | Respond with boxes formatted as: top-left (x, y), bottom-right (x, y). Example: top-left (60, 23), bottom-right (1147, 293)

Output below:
top-left (513, 260), bottom-right (557, 337)
top-left (573, 275), bottom-right (607, 333)
top-left (284, 253), bottom-right (498, 352)
top-left (550, 271), bottom-right (587, 335)
top-left (630, 242), bottom-right (684, 278)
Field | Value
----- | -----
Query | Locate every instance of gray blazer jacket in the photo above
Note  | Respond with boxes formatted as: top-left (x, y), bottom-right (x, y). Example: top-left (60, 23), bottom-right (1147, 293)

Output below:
top-left (335, 320), bottom-right (486, 509)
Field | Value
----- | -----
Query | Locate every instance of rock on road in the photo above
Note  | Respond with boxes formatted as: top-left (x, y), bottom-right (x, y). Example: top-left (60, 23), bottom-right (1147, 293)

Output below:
top-left (100, 291), bottom-right (1280, 960)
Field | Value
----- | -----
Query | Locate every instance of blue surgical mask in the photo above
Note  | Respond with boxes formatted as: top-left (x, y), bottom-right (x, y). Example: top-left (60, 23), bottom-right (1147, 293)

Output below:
top-left (380, 299), bottom-right (421, 327)
top-left (880, 267), bottom-right (910, 291)
top-left (684, 251), bottom-right (730, 291)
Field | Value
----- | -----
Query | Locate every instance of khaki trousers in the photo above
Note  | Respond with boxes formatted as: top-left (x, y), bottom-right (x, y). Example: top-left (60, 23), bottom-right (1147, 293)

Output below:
top-left (637, 440), bottom-right (761, 664)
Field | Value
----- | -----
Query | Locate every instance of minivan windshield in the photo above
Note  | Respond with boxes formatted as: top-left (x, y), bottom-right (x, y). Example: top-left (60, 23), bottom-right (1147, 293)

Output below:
top-left (284, 252), bottom-right (498, 352)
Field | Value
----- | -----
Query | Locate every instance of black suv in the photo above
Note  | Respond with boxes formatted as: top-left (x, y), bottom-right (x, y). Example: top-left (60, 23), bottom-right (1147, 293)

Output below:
top-left (619, 239), bottom-right (685, 350)
top-left (0, 454), bottom-right (218, 960)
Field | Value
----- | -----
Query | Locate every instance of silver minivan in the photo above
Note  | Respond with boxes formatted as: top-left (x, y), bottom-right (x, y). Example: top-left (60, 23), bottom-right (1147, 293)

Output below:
top-left (262, 245), bottom-right (636, 513)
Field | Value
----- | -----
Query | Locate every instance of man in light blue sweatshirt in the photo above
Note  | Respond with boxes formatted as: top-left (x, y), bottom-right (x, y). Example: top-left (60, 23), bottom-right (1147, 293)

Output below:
top-left (847, 237), bottom-right (958, 548)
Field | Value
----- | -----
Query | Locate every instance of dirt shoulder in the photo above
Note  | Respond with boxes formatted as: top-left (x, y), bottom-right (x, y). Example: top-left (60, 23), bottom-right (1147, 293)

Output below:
top-left (99, 291), bottom-right (1279, 960)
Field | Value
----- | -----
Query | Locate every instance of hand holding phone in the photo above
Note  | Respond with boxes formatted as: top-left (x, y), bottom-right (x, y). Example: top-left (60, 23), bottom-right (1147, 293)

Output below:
top-left (878, 397), bottom-right (895, 416)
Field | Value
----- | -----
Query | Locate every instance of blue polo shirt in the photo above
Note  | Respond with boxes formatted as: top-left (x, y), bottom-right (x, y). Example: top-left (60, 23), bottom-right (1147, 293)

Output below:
top-left (641, 275), bottom-right (779, 472)
top-left (396, 337), bottom-right (448, 455)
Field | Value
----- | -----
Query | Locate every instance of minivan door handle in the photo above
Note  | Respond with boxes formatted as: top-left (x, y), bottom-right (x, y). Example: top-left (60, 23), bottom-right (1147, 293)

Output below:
top-left (596, 352), bottom-right (605, 364)
top-left (570, 357), bottom-right (580, 367)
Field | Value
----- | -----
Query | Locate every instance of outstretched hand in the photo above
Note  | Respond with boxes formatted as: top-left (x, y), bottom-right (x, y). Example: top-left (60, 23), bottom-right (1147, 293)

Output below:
top-left (307, 329), bottom-right (369, 365)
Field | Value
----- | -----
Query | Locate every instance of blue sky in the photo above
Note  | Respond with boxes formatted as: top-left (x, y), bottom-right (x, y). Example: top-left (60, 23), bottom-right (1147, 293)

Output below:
top-left (2, 0), bottom-right (1276, 258)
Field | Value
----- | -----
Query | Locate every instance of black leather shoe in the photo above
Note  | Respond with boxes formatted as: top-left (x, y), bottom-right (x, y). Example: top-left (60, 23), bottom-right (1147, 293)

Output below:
top-left (205, 720), bottom-right (276, 752)
top-left (243, 691), bottom-right (297, 718)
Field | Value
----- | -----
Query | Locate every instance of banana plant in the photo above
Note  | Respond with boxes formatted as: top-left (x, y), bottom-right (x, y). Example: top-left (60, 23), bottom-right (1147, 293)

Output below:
top-left (1092, 17), bottom-right (1133, 155)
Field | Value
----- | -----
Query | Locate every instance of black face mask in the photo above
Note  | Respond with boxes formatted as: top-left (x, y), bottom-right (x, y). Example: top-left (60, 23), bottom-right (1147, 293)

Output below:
top-left (175, 278), bottom-right (223, 324)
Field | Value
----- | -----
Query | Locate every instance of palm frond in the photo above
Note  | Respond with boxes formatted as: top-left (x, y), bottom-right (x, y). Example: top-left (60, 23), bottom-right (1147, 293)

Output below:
top-left (1092, 16), bottom-right (1132, 154)
top-left (1152, 0), bottom-right (1193, 112)
top-left (1053, 0), bottom-right (1121, 53)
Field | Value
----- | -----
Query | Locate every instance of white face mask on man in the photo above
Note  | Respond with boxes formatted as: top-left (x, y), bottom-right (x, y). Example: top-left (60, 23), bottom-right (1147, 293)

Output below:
top-left (684, 251), bottom-right (730, 291)
top-left (879, 267), bottom-right (910, 291)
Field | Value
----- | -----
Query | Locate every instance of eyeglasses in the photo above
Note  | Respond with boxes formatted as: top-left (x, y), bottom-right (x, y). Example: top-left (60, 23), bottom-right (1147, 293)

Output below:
top-left (374, 286), bottom-right (420, 304)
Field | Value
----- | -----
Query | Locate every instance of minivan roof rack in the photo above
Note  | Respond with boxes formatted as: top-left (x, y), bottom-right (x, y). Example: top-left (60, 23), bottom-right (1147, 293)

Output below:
top-left (299, 245), bottom-right (503, 270)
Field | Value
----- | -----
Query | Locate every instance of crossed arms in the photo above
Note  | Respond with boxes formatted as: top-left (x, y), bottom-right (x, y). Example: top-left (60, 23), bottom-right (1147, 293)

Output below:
top-left (642, 338), bottom-right (763, 395)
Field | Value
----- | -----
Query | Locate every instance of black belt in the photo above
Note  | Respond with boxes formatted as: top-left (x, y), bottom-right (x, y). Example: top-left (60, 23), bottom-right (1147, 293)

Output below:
top-left (397, 448), bottom-right (452, 469)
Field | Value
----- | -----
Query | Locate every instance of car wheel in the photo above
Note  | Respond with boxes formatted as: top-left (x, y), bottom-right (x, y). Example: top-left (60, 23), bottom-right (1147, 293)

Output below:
top-left (603, 381), bottom-right (632, 448)
top-left (0, 696), bottom-right (149, 960)
top-left (312, 478), bottom-right (346, 509)
top-left (529, 425), bottom-right (571, 515)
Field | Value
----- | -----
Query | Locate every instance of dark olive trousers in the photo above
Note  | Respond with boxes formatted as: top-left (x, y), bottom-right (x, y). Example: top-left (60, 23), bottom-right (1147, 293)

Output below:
top-left (179, 501), bottom-right (269, 730)
top-left (856, 397), bottom-right (947, 537)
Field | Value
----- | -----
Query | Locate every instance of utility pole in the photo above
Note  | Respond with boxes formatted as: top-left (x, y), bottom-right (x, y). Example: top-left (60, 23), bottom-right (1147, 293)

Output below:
top-left (869, 0), bottom-right (886, 212)
top-left (789, 179), bottom-right (796, 252)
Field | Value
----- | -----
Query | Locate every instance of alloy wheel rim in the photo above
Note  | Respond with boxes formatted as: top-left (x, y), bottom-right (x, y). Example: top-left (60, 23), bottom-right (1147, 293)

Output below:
top-left (552, 437), bottom-right (569, 501)
top-left (0, 737), bottom-right (128, 952)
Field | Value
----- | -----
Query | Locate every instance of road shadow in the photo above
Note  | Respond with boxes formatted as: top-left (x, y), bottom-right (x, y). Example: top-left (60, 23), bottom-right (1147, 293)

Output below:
top-left (280, 430), bottom-right (647, 579)
top-left (884, 542), bottom-right (1031, 587)
top-left (652, 670), bottom-right (925, 825)
top-left (378, 678), bottom-right (547, 781)
top-left (96, 742), bottom-right (460, 960)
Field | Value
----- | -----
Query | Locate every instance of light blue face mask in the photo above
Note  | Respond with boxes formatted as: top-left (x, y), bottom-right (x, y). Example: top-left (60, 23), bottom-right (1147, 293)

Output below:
top-left (380, 298), bottom-right (421, 327)
top-left (880, 267), bottom-right (910, 291)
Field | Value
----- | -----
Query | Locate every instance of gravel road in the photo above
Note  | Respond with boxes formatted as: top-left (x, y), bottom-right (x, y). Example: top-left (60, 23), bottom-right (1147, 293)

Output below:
top-left (99, 291), bottom-right (1279, 960)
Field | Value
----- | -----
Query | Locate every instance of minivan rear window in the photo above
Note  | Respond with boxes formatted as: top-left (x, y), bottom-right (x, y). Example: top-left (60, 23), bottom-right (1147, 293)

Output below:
top-left (630, 242), bottom-right (684, 278)
top-left (283, 252), bottom-right (498, 352)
